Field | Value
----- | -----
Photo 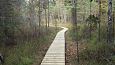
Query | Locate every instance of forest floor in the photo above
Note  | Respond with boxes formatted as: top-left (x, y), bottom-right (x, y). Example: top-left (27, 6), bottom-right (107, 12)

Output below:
top-left (65, 28), bottom-right (87, 65)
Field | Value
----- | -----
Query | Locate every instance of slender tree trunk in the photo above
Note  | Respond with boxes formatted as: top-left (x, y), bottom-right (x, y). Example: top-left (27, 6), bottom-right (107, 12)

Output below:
top-left (98, 0), bottom-right (101, 41)
top-left (72, 0), bottom-right (79, 63)
top-left (38, 0), bottom-right (41, 35)
top-left (89, 0), bottom-right (92, 40)
top-left (48, 0), bottom-right (50, 27)
top-left (113, 12), bottom-right (114, 43)
top-left (45, 9), bottom-right (47, 31)
top-left (107, 0), bottom-right (113, 43)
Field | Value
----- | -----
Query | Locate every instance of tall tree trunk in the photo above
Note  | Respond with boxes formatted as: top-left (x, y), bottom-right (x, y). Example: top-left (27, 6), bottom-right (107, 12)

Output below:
top-left (48, 0), bottom-right (50, 27)
top-left (98, 0), bottom-right (101, 41)
top-left (38, 0), bottom-right (41, 35)
top-left (113, 12), bottom-right (115, 43)
top-left (45, 9), bottom-right (47, 31)
top-left (72, 0), bottom-right (79, 63)
top-left (108, 0), bottom-right (113, 43)
top-left (89, 0), bottom-right (92, 40)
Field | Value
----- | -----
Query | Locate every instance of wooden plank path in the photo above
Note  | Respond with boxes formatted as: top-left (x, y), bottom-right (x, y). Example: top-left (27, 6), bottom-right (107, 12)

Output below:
top-left (40, 27), bottom-right (68, 65)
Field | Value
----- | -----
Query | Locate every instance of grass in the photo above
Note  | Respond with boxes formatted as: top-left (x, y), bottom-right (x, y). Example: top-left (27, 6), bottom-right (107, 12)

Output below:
top-left (0, 26), bottom-right (61, 65)
top-left (66, 23), bottom-right (115, 65)
top-left (79, 42), bottom-right (115, 65)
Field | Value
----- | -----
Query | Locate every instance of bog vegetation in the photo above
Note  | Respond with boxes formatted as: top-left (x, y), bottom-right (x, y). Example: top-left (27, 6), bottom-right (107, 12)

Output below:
top-left (0, 0), bottom-right (60, 65)
top-left (65, 0), bottom-right (115, 65)
top-left (0, 0), bottom-right (115, 65)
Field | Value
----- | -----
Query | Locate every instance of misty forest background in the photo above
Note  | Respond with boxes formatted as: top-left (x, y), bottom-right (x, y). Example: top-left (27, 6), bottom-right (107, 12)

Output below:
top-left (0, 0), bottom-right (115, 65)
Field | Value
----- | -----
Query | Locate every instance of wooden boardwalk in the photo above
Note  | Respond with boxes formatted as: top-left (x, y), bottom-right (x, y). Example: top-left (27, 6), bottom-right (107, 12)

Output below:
top-left (40, 27), bottom-right (68, 65)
